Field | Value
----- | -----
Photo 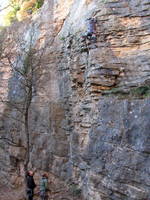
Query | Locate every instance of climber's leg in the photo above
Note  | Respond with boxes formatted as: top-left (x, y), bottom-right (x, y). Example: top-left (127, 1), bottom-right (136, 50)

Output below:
top-left (91, 34), bottom-right (97, 43)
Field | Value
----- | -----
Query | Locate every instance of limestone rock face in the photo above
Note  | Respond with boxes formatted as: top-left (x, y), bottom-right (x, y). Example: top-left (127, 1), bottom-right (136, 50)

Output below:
top-left (0, 0), bottom-right (150, 199)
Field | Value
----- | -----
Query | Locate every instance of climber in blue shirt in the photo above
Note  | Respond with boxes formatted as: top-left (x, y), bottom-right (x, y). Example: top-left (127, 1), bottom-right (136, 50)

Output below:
top-left (82, 18), bottom-right (97, 42)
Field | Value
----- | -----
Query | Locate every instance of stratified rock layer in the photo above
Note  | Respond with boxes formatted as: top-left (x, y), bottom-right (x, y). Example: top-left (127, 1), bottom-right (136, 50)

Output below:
top-left (0, 0), bottom-right (150, 199)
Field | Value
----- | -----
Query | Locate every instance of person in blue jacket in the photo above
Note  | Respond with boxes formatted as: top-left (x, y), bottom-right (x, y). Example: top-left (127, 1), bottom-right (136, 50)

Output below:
top-left (40, 173), bottom-right (49, 200)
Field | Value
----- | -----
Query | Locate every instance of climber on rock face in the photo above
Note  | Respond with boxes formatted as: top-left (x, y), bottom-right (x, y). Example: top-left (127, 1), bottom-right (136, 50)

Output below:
top-left (82, 18), bottom-right (97, 42)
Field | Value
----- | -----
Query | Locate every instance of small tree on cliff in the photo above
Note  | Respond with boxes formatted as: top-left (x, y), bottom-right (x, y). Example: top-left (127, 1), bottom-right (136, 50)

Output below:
top-left (0, 26), bottom-right (45, 176)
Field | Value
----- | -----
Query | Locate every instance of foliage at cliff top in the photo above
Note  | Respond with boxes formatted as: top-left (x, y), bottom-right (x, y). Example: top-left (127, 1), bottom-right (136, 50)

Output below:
top-left (1, 0), bottom-right (44, 26)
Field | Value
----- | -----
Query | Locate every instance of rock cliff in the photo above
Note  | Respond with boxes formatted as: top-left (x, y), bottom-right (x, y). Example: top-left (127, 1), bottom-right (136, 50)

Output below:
top-left (0, 0), bottom-right (150, 199)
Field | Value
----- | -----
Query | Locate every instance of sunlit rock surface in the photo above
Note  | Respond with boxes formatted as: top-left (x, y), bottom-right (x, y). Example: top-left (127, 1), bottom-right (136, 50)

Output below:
top-left (0, 0), bottom-right (150, 199)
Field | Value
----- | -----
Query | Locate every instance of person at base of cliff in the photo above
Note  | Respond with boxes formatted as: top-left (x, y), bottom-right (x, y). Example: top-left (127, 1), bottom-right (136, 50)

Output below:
top-left (82, 18), bottom-right (97, 42)
top-left (40, 173), bottom-right (49, 200)
top-left (26, 170), bottom-right (36, 200)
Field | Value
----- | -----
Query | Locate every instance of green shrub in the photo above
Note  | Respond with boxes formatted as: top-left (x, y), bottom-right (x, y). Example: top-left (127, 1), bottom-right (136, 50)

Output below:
top-left (35, 0), bottom-right (44, 9)
top-left (3, 10), bottom-right (17, 26)
top-left (131, 86), bottom-right (150, 97)
top-left (102, 85), bottom-right (150, 99)
top-left (69, 183), bottom-right (82, 197)
top-left (2, 0), bottom-right (44, 26)
top-left (59, 36), bottom-right (66, 41)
